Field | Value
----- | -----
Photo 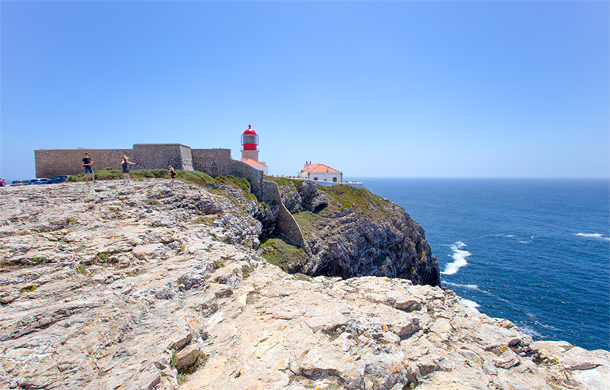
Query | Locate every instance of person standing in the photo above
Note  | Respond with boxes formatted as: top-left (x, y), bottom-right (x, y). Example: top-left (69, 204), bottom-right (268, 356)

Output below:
top-left (121, 155), bottom-right (136, 183)
top-left (168, 165), bottom-right (176, 187)
top-left (82, 153), bottom-right (95, 184)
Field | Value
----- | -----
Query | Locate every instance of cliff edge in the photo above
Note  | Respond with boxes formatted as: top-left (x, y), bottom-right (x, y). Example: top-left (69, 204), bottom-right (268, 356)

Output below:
top-left (261, 179), bottom-right (441, 287)
top-left (0, 180), bottom-right (608, 390)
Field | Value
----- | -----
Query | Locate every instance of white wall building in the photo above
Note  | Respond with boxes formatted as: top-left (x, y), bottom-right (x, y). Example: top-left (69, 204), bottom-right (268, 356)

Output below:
top-left (298, 162), bottom-right (343, 184)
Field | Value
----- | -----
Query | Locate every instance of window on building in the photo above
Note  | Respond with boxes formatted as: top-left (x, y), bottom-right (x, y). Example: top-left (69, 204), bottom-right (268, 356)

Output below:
top-left (313, 177), bottom-right (318, 181)
top-left (333, 177), bottom-right (337, 182)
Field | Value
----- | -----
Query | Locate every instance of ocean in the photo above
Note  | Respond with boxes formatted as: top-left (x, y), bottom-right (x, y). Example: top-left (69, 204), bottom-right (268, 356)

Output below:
top-left (356, 178), bottom-right (610, 352)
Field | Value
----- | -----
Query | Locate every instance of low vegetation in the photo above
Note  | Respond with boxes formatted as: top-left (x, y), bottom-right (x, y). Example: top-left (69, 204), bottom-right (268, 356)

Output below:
top-left (258, 236), bottom-right (307, 271)
top-left (20, 285), bottom-right (38, 293)
top-left (322, 185), bottom-right (386, 212)
top-left (67, 168), bottom-right (252, 198)
top-left (265, 176), bottom-right (303, 188)
top-left (293, 211), bottom-right (320, 237)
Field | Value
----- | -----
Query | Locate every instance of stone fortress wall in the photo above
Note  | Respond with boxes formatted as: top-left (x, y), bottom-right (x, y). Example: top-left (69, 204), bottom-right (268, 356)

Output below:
top-left (35, 143), bottom-right (266, 201)
top-left (35, 149), bottom-right (133, 179)
top-left (263, 181), bottom-right (307, 250)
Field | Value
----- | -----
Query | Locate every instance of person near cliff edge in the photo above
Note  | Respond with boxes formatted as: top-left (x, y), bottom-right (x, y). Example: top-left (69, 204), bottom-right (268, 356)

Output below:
top-left (168, 165), bottom-right (176, 187)
top-left (82, 153), bottom-right (95, 184)
top-left (121, 155), bottom-right (137, 184)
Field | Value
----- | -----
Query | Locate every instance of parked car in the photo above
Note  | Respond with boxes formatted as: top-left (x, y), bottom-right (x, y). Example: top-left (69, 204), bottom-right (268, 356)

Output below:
top-left (29, 178), bottom-right (51, 185)
top-left (49, 175), bottom-right (70, 183)
top-left (11, 180), bottom-right (30, 186)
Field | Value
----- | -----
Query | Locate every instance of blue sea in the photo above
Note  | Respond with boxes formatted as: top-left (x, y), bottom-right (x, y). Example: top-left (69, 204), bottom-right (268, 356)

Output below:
top-left (356, 178), bottom-right (610, 352)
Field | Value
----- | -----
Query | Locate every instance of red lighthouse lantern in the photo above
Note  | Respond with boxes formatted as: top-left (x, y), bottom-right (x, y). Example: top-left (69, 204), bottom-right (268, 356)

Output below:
top-left (241, 125), bottom-right (258, 151)
top-left (241, 125), bottom-right (260, 162)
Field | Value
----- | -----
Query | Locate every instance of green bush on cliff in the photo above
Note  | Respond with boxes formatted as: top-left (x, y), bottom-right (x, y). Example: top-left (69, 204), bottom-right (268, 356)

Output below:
top-left (322, 185), bottom-right (386, 215)
top-left (265, 176), bottom-right (303, 188)
top-left (259, 236), bottom-right (306, 271)
top-left (67, 168), bottom-right (214, 184)
top-left (68, 167), bottom-right (173, 182)
top-left (293, 211), bottom-right (320, 237)
top-left (65, 169), bottom-right (255, 198)
top-left (215, 175), bottom-right (249, 192)
top-left (175, 170), bottom-right (214, 186)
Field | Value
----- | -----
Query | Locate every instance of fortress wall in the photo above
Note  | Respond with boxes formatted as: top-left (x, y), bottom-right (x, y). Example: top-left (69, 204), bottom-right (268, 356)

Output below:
top-left (180, 145), bottom-right (194, 171)
top-left (35, 149), bottom-right (132, 178)
top-left (262, 181), bottom-right (281, 205)
top-left (131, 144), bottom-right (191, 171)
top-left (35, 146), bottom-right (263, 201)
top-left (263, 181), bottom-right (307, 249)
top-left (191, 149), bottom-right (232, 177)
top-left (229, 160), bottom-right (264, 200)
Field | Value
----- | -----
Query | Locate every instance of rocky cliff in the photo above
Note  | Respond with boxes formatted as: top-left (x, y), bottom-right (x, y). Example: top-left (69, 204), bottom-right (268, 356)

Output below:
top-left (262, 179), bottom-right (441, 286)
top-left (0, 180), bottom-right (608, 390)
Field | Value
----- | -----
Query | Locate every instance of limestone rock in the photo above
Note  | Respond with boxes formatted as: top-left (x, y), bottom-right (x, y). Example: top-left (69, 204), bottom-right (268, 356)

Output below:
top-left (0, 180), bottom-right (607, 390)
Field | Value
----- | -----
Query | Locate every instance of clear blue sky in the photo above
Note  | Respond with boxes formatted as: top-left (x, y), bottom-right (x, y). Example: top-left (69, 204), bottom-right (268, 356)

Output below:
top-left (1, 0), bottom-right (608, 181)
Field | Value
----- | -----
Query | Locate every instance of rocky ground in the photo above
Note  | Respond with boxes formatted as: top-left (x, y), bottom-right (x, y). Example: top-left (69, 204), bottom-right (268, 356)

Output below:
top-left (0, 180), bottom-right (608, 389)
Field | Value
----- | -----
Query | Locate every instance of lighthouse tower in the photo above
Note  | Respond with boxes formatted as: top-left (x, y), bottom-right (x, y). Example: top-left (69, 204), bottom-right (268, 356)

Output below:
top-left (241, 125), bottom-right (259, 161)
top-left (240, 124), bottom-right (268, 174)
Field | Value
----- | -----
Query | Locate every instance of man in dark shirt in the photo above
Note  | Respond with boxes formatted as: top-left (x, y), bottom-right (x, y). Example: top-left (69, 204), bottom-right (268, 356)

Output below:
top-left (82, 152), bottom-right (95, 184)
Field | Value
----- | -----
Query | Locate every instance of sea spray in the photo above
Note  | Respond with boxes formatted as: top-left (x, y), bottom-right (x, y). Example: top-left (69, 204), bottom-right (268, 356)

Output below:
top-left (441, 241), bottom-right (471, 275)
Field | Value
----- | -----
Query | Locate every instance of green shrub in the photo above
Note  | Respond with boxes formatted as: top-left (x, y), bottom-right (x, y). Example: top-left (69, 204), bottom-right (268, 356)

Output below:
top-left (143, 198), bottom-right (161, 206)
top-left (293, 211), bottom-right (320, 237)
top-left (259, 236), bottom-right (306, 270)
top-left (198, 174), bottom-right (255, 199)
top-left (75, 265), bottom-right (87, 275)
top-left (175, 170), bottom-right (214, 187)
top-left (132, 169), bottom-right (169, 179)
top-left (67, 167), bottom-right (170, 182)
top-left (20, 285), bottom-right (38, 292)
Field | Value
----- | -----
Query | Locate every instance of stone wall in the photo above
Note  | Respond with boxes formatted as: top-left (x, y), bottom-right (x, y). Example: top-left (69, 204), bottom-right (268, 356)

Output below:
top-left (35, 145), bottom-right (265, 200)
top-left (263, 181), bottom-right (307, 250)
top-left (192, 149), bottom-right (232, 177)
top-left (179, 145), bottom-right (194, 171)
top-left (229, 161), bottom-right (264, 200)
top-left (131, 144), bottom-right (192, 171)
top-left (35, 149), bottom-right (132, 178)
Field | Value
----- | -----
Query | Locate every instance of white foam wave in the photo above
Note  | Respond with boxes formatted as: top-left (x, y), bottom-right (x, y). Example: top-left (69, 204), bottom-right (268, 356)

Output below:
top-left (519, 325), bottom-right (542, 338)
top-left (576, 233), bottom-right (610, 241)
top-left (441, 241), bottom-right (471, 275)
top-left (461, 298), bottom-right (480, 312)
top-left (505, 235), bottom-right (515, 238)
top-left (444, 282), bottom-right (479, 291)
top-left (534, 321), bottom-right (560, 332)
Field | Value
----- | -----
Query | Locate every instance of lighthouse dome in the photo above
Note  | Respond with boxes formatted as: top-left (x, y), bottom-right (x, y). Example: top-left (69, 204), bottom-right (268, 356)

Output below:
top-left (243, 125), bottom-right (257, 135)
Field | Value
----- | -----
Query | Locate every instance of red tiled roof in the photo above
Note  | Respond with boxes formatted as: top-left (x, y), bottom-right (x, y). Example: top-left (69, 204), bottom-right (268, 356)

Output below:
top-left (241, 158), bottom-right (267, 167)
top-left (301, 163), bottom-right (341, 174)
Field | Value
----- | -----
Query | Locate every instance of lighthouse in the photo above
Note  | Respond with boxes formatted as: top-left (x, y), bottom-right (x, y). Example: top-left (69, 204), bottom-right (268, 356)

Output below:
top-left (241, 125), bottom-right (259, 161)
top-left (240, 124), bottom-right (268, 175)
